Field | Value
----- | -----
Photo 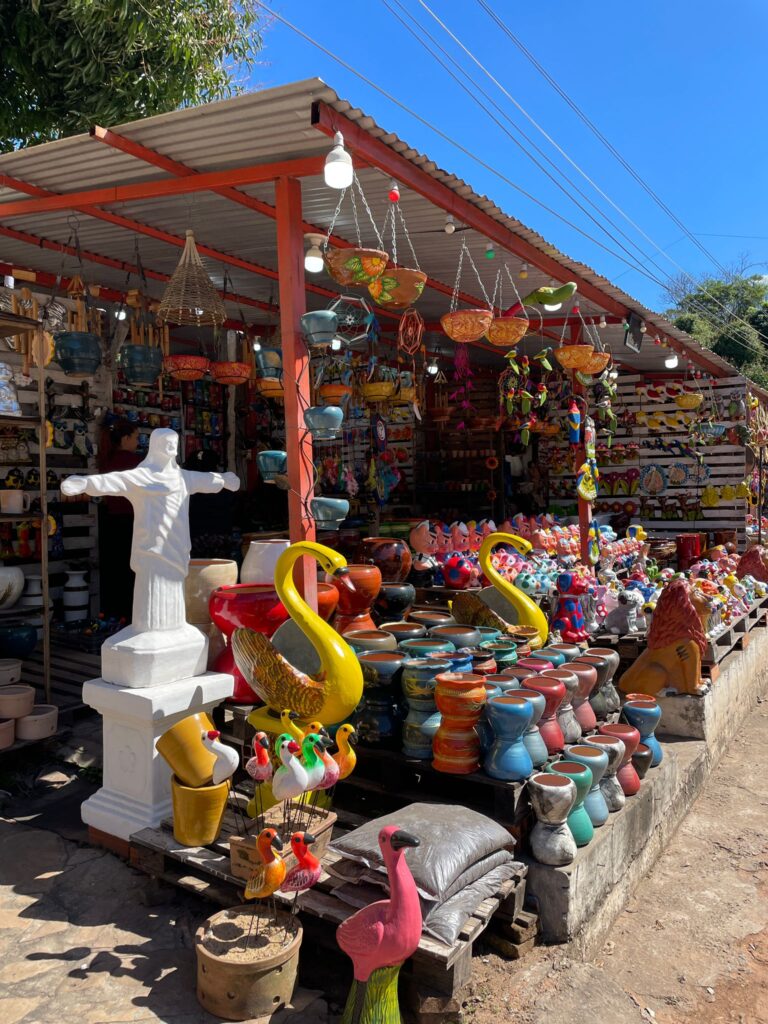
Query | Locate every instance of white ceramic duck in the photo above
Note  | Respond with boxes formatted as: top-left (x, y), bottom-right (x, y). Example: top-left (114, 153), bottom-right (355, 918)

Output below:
top-left (201, 729), bottom-right (239, 785)
top-left (272, 733), bottom-right (309, 802)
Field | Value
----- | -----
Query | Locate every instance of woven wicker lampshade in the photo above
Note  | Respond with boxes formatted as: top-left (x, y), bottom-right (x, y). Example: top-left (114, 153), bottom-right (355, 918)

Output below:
top-left (156, 230), bottom-right (226, 326)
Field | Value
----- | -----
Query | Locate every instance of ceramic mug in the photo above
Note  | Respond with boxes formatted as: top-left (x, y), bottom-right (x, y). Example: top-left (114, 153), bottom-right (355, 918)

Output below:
top-left (1, 490), bottom-right (30, 514)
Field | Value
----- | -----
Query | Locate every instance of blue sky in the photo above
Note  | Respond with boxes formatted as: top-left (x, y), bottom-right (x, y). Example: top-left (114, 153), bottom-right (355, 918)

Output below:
top-left (254, 0), bottom-right (768, 312)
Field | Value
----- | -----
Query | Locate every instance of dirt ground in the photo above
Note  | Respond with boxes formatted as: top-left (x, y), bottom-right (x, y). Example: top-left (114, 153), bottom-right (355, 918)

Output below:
top-left (0, 701), bottom-right (766, 1023)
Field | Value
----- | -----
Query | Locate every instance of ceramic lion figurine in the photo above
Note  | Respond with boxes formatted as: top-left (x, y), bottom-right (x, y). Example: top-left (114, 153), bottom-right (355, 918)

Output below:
top-left (736, 545), bottom-right (768, 583)
top-left (618, 579), bottom-right (708, 697)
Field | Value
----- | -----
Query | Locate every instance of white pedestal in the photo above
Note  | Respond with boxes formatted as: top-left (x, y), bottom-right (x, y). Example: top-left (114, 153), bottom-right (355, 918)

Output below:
top-left (81, 671), bottom-right (233, 841)
top-left (101, 623), bottom-right (208, 687)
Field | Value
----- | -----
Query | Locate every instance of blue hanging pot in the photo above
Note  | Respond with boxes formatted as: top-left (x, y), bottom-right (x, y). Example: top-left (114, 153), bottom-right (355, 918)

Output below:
top-left (253, 347), bottom-right (283, 378)
top-left (304, 405), bottom-right (344, 439)
top-left (118, 344), bottom-right (163, 386)
top-left (54, 332), bottom-right (102, 375)
top-left (257, 450), bottom-right (288, 483)
top-left (300, 310), bottom-right (338, 348)
top-left (310, 496), bottom-right (349, 529)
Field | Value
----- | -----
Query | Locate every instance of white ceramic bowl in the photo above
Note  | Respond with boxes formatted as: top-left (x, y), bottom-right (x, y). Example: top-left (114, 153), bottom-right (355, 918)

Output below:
top-left (0, 685), bottom-right (35, 719)
top-left (0, 567), bottom-right (24, 610)
top-left (0, 718), bottom-right (14, 749)
top-left (0, 659), bottom-right (22, 686)
top-left (16, 705), bottom-right (58, 741)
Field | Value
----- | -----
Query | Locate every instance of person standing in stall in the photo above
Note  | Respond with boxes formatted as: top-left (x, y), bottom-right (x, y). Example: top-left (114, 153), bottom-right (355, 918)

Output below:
top-left (96, 416), bottom-right (141, 621)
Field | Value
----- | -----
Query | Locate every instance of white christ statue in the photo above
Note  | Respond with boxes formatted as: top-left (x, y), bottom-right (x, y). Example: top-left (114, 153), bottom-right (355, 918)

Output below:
top-left (62, 428), bottom-right (240, 687)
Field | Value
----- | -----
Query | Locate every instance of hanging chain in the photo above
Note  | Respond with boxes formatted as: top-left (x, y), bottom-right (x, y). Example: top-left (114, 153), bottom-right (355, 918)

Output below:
top-left (459, 237), bottom-right (492, 307)
top-left (449, 239), bottom-right (465, 312)
top-left (396, 203), bottom-right (420, 270)
top-left (325, 188), bottom-right (348, 249)
top-left (354, 175), bottom-right (385, 249)
top-left (502, 264), bottom-right (528, 319)
top-left (349, 183), bottom-right (363, 247)
top-left (382, 204), bottom-right (397, 266)
top-left (491, 268), bottom-right (503, 311)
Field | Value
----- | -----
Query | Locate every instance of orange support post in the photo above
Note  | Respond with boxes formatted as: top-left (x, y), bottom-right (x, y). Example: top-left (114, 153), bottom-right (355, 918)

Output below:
top-left (569, 322), bottom-right (593, 566)
top-left (275, 176), bottom-right (317, 610)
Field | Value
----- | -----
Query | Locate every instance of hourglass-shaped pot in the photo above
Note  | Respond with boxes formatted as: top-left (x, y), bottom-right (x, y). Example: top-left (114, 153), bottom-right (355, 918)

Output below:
top-left (477, 683), bottom-right (503, 753)
top-left (582, 734), bottom-right (626, 812)
top-left (524, 676), bottom-right (566, 755)
top-left (541, 669), bottom-right (582, 745)
top-left (483, 695), bottom-right (534, 781)
top-left (564, 744), bottom-right (610, 827)
top-left (632, 742), bottom-right (653, 780)
top-left (528, 773), bottom-right (577, 866)
top-left (537, 646), bottom-right (569, 667)
top-left (500, 665), bottom-right (539, 687)
top-left (433, 672), bottom-right (487, 774)
top-left (546, 642), bottom-right (583, 662)
top-left (572, 654), bottom-right (610, 721)
top-left (586, 647), bottom-right (621, 713)
top-left (514, 689), bottom-right (548, 768)
top-left (568, 660), bottom-right (598, 733)
top-left (599, 722), bottom-right (640, 796)
top-left (622, 699), bottom-right (663, 766)
top-left (547, 760), bottom-right (594, 847)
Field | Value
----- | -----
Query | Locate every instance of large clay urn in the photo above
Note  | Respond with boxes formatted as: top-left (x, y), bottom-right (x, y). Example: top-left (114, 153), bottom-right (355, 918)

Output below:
top-left (524, 676), bottom-right (566, 755)
top-left (568, 660), bottom-right (598, 733)
top-left (432, 672), bottom-right (486, 774)
top-left (330, 564), bottom-right (382, 634)
top-left (540, 668), bottom-right (582, 745)
top-left (582, 734), bottom-right (625, 812)
top-left (599, 722), bottom-right (641, 796)
top-left (585, 647), bottom-right (621, 712)
top-left (356, 537), bottom-right (412, 583)
top-left (527, 773), bottom-right (577, 866)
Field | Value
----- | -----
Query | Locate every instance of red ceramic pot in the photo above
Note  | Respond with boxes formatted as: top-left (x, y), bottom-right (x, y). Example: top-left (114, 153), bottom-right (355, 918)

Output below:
top-left (329, 564), bottom-right (382, 634)
top-left (568, 661), bottom-right (598, 733)
top-left (599, 722), bottom-right (641, 795)
top-left (524, 677), bottom-right (566, 754)
top-left (517, 657), bottom-right (549, 672)
top-left (356, 537), bottom-right (412, 583)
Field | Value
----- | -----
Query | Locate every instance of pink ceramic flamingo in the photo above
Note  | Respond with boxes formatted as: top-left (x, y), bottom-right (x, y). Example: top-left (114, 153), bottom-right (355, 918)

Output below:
top-left (337, 825), bottom-right (421, 1022)
top-left (315, 740), bottom-right (341, 791)
top-left (280, 831), bottom-right (322, 894)
top-left (245, 732), bottom-right (272, 782)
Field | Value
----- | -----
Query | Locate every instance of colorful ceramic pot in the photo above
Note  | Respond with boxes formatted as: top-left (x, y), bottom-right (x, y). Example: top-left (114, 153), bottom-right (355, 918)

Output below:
top-left (357, 650), bottom-right (405, 689)
top-left (357, 537), bottom-right (412, 583)
top-left (528, 773), bottom-right (577, 866)
top-left (526, 653), bottom-right (556, 671)
top-left (171, 775), bottom-right (229, 846)
top-left (118, 343), bottom-right (163, 385)
top-left (479, 640), bottom-right (518, 669)
top-left (632, 742), bottom-right (654, 780)
top-left (540, 669), bottom-right (582, 745)
top-left (257, 450), bottom-right (288, 483)
top-left (402, 694), bottom-right (441, 759)
top-left (408, 609), bottom-right (456, 630)
top-left (508, 625), bottom-right (543, 651)
top-left (368, 267), bottom-right (427, 309)
top-left (582, 735), bottom-right (626, 812)
top-left (253, 347), bottom-right (283, 378)
top-left (401, 657), bottom-right (444, 702)
top-left (564, 744), bottom-right (610, 827)
top-left (484, 695), bottom-right (533, 780)
top-left (210, 360), bottom-right (250, 386)
top-left (569, 660), bottom-right (598, 733)
top-left (524, 676), bottom-right (566, 754)
top-left (378, 621), bottom-right (426, 643)
top-left (426, 650), bottom-right (473, 674)
top-left (356, 694), bottom-right (402, 749)
top-left (240, 540), bottom-right (291, 586)
top-left (429, 624), bottom-right (482, 650)
top-left (343, 629), bottom-right (398, 654)
top-left (484, 672), bottom-right (519, 692)
top-left (585, 647), bottom-right (621, 713)
top-left (54, 331), bottom-right (102, 375)
top-left (331, 564), bottom-right (382, 634)
top-left (310, 497), bottom-right (349, 529)
top-left (514, 688), bottom-right (548, 768)
top-left (462, 647), bottom-right (494, 675)
top-left (156, 711), bottom-right (217, 787)
top-left (537, 647), bottom-right (568, 667)
top-left (432, 672), bottom-right (486, 774)
top-left (500, 665), bottom-right (538, 686)
top-left (547, 761), bottom-right (594, 847)
top-left (572, 654), bottom-right (609, 722)
top-left (546, 642), bottom-right (583, 662)
top-left (304, 405), bottom-right (344, 440)
top-left (441, 308), bottom-right (494, 343)
top-left (374, 583), bottom-right (416, 623)
top-left (400, 637), bottom-right (456, 657)
top-left (477, 682), bottom-right (503, 752)
top-left (599, 722), bottom-right (641, 796)
top-left (164, 354), bottom-right (209, 381)
top-left (622, 699), bottom-right (663, 766)
top-left (300, 309), bottom-right (338, 347)
top-left (324, 246), bottom-right (388, 286)
top-left (475, 626), bottom-right (503, 644)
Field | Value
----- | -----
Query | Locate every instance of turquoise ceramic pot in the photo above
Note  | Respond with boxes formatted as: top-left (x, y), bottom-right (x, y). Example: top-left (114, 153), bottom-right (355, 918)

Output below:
top-left (479, 640), bottom-right (518, 669)
top-left (538, 647), bottom-right (568, 667)
top-left (310, 497), bottom-right (349, 529)
top-left (399, 637), bottom-right (455, 657)
top-left (254, 347), bottom-right (283, 378)
top-left (54, 331), bottom-right (102, 375)
top-left (300, 309), bottom-right (338, 348)
top-left (622, 700), bottom-right (663, 766)
top-left (304, 405), bottom-right (344, 439)
top-left (358, 650), bottom-right (405, 689)
top-left (257, 450), bottom-right (288, 482)
top-left (118, 344), bottom-right (163, 385)
top-left (475, 626), bottom-right (502, 644)
top-left (564, 744), bottom-right (610, 827)
top-left (483, 695), bottom-right (533, 781)
top-left (548, 760), bottom-right (594, 846)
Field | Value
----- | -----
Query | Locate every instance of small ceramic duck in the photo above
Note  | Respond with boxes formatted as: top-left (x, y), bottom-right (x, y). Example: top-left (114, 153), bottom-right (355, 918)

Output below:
top-left (280, 708), bottom-right (304, 743)
top-left (245, 827), bottom-right (286, 900)
top-left (332, 724), bottom-right (358, 781)
top-left (300, 732), bottom-right (328, 792)
top-left (245, 732), bottom-right (272, 783)
top-left (272, 733), bottom-right (309, 802)
top-left (280, 832), bottom-right (322, 894)
top-left (201, 730), bottom-right (239, 786)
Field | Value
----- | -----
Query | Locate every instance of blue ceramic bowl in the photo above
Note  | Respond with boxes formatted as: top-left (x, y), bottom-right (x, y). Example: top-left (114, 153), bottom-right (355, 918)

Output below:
top-left (310, 497), bottom-right (349, 528)
top-left (301, 310), bottom-right (338, 348)
top-left (54, 332), bottom-right (102, 375)
top-left (0, 624), bottom-right (38, 660)
top-left (257, 450), bottom-right (288, 483)
top-left (118, 344), bottom-right (163, 386)
top-left (304, 405), bottom-right (344, 439)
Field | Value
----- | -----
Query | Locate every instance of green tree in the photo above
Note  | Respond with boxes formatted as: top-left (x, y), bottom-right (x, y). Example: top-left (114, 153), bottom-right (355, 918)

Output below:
top-left (0, 0), bottom-right (263, 151)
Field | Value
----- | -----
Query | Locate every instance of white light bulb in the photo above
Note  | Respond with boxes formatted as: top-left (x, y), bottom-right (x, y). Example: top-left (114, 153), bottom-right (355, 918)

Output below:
top-left (304, 233), bottom-right (325, 274)
top-left (115, 308), bottom-right (127, 320)
top-left (519, 263), bottom-right (528, 279)
top-left (665, 353), bottom-right (679, 369)
top-left (543, 302), bottom-right (562, 312)
top-left (427, 361), bottom-right (439, 376)
top-left (609, 369), bottom-right (619, 380)
top-left (252, 340), bottom-right (262, 353)
top-left (330, 337), bottom-right (343, 352)
top-left (640, 320), bottom-right (648, 333)
top-left (3, 275), bottom-right (14, 289)
top-left (324, 131), bottom-right (353, 190)
top-left (445, 214), bottom-right (456, 235)
top-left (599, 315), bottom-right (607, 328)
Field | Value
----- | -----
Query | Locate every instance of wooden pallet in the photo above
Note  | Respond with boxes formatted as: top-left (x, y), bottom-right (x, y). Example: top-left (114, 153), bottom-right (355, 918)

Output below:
top-left (129, 803), bottom-right (527, 1002)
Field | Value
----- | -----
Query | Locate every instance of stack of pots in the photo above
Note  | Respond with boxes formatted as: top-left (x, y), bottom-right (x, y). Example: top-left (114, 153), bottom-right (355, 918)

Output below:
top-left (0, 682), bottom-right (57, 748)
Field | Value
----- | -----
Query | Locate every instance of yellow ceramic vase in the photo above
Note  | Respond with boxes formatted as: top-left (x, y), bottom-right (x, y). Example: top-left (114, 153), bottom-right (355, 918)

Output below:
top-left (171, 775), bottom-right (230, 846)
top-left (156, 712), bottom-right (217, 788)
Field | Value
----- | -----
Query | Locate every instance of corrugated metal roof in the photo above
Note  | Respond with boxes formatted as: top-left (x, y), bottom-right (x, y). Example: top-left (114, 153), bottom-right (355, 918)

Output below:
top-left (0, 77), bottom-right (741, 377)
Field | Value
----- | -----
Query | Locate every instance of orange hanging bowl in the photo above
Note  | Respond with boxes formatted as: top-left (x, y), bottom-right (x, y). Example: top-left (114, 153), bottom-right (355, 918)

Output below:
top-left (675, 392), bottom-right (704, 410)
top-left (324, 246), bottom-right (389, 286)
top-left (441, 309), bottom-right (494, 343)
top-left (318, 383), bottom-right (352, 406)
top-left (253, 376), bottom-right (285, 400)
top-left (553, 344), bottom-right (595, 371)
top-left (485, 316), bottom-right (529, 347)
top-left (579, 351), bottom-right (611, 375)
top-left (163, 355), bottom-right (210, 381)
top-left (368, 268), bottom-right (427, 309)
top-left (361, 381), bottom-right (396, 403)
top-left (210, 360), bottom-right (251, 386)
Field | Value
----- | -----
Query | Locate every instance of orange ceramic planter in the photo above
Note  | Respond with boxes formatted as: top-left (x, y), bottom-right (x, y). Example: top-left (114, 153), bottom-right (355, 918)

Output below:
top-left (432, 672), bottom-right (486, 774)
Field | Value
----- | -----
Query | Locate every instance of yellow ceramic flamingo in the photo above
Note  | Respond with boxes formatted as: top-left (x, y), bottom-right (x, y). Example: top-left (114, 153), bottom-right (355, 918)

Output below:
top-left (479, 532), bottom-right (549, 647)
top-left (233, 541), bottom-right (363, 728)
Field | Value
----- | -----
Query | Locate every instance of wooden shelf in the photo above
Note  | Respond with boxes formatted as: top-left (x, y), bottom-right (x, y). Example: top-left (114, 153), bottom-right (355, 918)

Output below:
top-left (0, 513), bottom-right (42, 523)
top-left (0, 416), bottom-right (39, 428)
top-left (0, 312), bottom-right (38, 336)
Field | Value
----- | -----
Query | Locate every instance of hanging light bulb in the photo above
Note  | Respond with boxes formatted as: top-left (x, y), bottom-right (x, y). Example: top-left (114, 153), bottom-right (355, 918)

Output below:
top-left (444, 214), bottom-right (456, 234)
top-left (653, 335), bottom-right (662, 346)
top-left (665, 352), bottom-right (679, 369)
top-left (640, 319), bottom-right (648, 333)
top-left (3, 275), bottom-right (14, 289)
top-left (426, 357), bottom-right (439, 376)
top-left (543, 279), bottom-right (562, 312)
top-left (599, 314), bottom-right (607, 328)
top-left (519, 263), bottom-right (528, 279)
top-left (114, 308), bottom-right (127, 321)
top-left (330, 337), bottom-right (343, 352)
top-left (324, 131), bottom-right (353, 190)
top-left (484, 242), bottom-right (495, 260)
top-left (388, 180), bottom-right (400, 202)
top-left (304, 233), bottom-right (324, 274)
top-left (609, 368), bottom-right (619, 380)
top-left (252, 338), bottom-right (262, 353)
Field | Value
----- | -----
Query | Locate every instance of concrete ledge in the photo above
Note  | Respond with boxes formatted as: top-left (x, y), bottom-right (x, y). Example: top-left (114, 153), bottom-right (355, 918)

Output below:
top-left (523, 624), bottom-right (768, 958)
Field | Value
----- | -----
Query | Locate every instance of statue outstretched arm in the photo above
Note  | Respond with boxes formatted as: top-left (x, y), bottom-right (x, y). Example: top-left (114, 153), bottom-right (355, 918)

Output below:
top-left (185, 470), bottom-right (240, 495)
top-left (61, 471), bottom-right (133, 498)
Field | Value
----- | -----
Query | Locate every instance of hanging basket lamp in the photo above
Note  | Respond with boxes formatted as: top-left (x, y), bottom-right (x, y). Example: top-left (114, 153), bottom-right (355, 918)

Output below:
top-left (156, 231), bottom-right (226, 326)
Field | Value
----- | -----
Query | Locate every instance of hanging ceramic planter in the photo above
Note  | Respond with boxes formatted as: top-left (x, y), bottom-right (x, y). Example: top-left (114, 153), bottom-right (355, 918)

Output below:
top-left (54, 332), bottom-right (102, 375)
top-left (254, 347), bottom-right (283, 378)
top-left (318, 383), bottom-right (352, 406)
top-left (361, 381), bottom-right (395, 403)
top-left (440, 238), bottom-right (494, 343)
top-left (486, 316), bottom-right (528, 347)
top-left (210, 360), bottom-right (251, 386)
top-left (164, 354), bottom-right (210, 381)
top-left (118, 344), bottom-right (163, 386)
top-left (310, 496), bottom-right (349, 529)
top-left (324, 246), bottom-right (389, 286)
top-left (367, 185), bottom-right (425, 309)
top-left (554, 343), bottom-right (595, 371)
top-left (304, 405), bottom-right (344, 439)
top-left (300, 310), bottom-right (338, 349)
top-left (253, 377), bottom-right (285, 400)
top-left (257, 450), bottom-right (288, 483)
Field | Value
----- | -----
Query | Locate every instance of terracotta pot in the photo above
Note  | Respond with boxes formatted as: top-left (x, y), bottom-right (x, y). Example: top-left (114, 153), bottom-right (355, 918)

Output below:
top-left (185, 559), bottom-right (239, 626)
top-left (553, 343), bottom-right (595, 371)
top-left (324, 246), bottom-right (389, 286)
top-left (210, 360), bottom-right (251, 386)
top-left (433, 672), bottom-right (487, 774)
top-left (598, 722), bottom-right (641, 796)
top-left (361, 381), bottom-right (396, 403)
top-left (486, 316), bottom-right (528, 347)
top-left (368, 268), bottom-right (427, 309)
top-left (164, 354), bottom-right (210, 381)
top-left (171, 775), bottom-right (229, 846)
top-left (407, 610), bottom-right (456, 629)
top-left (196, 907), bottom-right (302, 1021)
top-left (330, 564), bottom-right (382, 634)
top-left (357, 537), bottom-right (412, 583)
top-left (318, 383), bottom-right (352, 405)
top-left (441, 309), bottom-right (494, 343)
top-left (253, 377), bottom-right (285, 400)
top-left (156, 711), bottom-right (217, 787)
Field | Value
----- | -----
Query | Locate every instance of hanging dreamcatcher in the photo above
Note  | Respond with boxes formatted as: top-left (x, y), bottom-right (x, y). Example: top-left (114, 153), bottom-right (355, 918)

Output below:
top-left (369, 183), bottom-right (426, 309)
